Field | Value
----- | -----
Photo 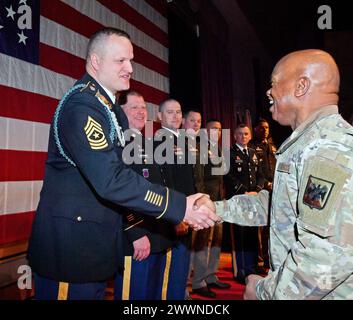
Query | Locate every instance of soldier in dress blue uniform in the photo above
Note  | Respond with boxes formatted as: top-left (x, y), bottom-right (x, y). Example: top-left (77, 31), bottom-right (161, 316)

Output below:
top-left (249, 119), bottom-right (277, 272)
top-left (114, 90), bottom-right (176, 300)
top-left (224, 124), bottom-right (264, 284)
top-left (27, 28), bottom-right (219, 300)
top-left (155, 99), bottom-right (196, 300)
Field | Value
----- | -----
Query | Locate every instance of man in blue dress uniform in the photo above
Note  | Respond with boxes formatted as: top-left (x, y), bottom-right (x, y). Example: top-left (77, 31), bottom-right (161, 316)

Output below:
top-left (27, 28), bottom-right (219, 300)
top-left (114, 90), bottom-right (176, 300)
top-left (155, 99), bottom-right (196, 299)
top-left (224, 124), bottom-right (264, 284)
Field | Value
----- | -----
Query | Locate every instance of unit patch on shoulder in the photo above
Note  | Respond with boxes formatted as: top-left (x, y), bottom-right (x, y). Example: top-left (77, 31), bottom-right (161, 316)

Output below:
top-left (84, 116), bottom-right (108, 150)
top-left (303, 175), bottom-right (334, 210)
top-left (298, 156), bottom-right (351, 235)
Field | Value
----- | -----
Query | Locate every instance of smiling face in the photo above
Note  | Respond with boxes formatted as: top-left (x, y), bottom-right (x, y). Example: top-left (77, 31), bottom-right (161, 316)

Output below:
top-left (89, 34), bottom-right (133, 94)
top-left (267, 61), bottom-right (298, 128)
top-left (183, 111), bottom-right (202, 135)
top-left (122, 94), bottom-right (147, 131)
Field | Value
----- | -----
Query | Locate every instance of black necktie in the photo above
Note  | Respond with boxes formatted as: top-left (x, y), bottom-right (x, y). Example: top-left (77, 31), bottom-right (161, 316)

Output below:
top-left (243, 148), bottom-right (248, 157)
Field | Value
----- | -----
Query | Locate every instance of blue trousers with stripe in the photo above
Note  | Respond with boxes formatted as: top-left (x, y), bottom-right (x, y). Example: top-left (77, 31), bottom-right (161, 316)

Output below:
top-left (34, 274), bottom-right (107, 300)
top-left (166, 238), bottom-right (191, 300)
top-left (114, 252), bottom-right (167, 300)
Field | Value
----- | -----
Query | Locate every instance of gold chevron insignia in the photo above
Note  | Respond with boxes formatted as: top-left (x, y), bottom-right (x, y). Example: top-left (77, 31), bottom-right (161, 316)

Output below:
top-left (144, 190), bottom-right (163, 207)
top-left (84, 116), bottom-right (108, 150)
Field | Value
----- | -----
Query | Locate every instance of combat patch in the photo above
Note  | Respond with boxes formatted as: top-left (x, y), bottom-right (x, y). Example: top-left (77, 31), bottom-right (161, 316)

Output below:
top-left (303, 175), bottom-right (334, 210)
top-left (84, 116), bottom-right (108, 150)
top-left (298, 156), bottom-right (351, 235)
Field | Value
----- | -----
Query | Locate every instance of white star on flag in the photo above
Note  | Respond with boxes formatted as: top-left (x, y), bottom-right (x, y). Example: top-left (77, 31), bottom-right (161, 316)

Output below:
top-left (6, 5), bottom-right (16, 20)
top-left (19, 0), bottom-right (28, 5)
top-left (17, 31), bottom-right (28, 45)
top-left (0, 25), bottom-right (3, 30)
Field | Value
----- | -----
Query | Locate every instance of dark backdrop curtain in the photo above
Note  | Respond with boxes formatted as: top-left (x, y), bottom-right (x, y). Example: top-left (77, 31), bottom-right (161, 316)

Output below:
top-left (198, 2), bottom-right (234, 140)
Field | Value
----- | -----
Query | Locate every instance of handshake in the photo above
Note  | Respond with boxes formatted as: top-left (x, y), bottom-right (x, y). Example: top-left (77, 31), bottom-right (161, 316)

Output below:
top-left (183, 194), bottom-right (221, 231)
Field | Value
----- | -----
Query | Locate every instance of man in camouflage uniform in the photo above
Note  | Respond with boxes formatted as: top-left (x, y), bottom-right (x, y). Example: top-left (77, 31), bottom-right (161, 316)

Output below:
top-left (206, 49), bottom-right (353, 299)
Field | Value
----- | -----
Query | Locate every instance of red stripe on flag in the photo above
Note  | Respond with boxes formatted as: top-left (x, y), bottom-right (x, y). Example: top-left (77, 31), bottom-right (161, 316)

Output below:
top-left (41, 0), bottom-right (101, 39)
top-left (40, 0), bottom-right (169, 77)
top-left (0, 85), bottom-right (57, 124)
top-left (144, 0), bottom-right (168, 17)
top-left (133, 45), bottom-right (169, 78)
top-left (0, 150), bottom-right (47, 182)
top-left (0, 212), bottom-right (35, 246)
top-left (40, 43), bottom-right (85, 80)
top-left (98, 0), bottom-right (169, 47)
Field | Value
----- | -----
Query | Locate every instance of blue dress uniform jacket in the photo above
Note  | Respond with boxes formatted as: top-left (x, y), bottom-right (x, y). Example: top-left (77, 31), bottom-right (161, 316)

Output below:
top-left (27, 74), bottom-right (186, 283)
top-left (224, 144), bottom-right (264, 198)
top-left (249, 138), bottom-right (277, 190)
top-left (224, 144), bottom-right (264, 280)
top-left (122, 133), bottom-right (176, 255)
top-left (155, 128), bottom-right (195, 299)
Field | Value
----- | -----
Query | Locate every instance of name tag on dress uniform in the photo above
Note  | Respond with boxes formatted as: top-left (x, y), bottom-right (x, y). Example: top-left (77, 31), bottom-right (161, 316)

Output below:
top-left (235, 156), bottom-right (243, 164)
top-left (174, 146), bottom-right (184, 156)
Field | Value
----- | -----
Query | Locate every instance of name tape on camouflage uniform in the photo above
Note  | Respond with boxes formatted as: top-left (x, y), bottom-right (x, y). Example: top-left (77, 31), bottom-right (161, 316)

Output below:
top-left (277, 162), bottom-right (291, 173)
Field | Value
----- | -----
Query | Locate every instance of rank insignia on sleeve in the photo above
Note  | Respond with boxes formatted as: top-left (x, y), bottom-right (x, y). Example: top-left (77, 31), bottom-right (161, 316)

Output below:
top-left (144, 190), bottom-right (163, 207)
top-left (84, 116), bottom-right (108, 150)
top-left (303, 175), bottom-right (334, 210)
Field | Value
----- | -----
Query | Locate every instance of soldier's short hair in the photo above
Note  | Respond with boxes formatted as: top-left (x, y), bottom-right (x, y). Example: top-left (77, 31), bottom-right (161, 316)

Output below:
top-left (206, 118), bottom-right (221, 125)
top-left (183, 109), bottom-right (202, 119)
top-left (159, 98), bottom-right (179, 112)
top-left (255, 118), bottom-right (269, 127)
top-left (119, 90), bottom-right (144, 106)
top-left (86, 27), bottom-right (131, 61)
top-left (235, 123), bottom-right (249, 131)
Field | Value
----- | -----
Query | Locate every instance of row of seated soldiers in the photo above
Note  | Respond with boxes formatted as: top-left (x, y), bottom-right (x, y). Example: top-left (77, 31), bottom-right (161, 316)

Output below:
top-left (115, 90), bottom-right (276, 300)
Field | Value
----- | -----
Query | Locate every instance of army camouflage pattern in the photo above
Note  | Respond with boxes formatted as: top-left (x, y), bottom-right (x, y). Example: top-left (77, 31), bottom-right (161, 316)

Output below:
top-left (216, 105), bottom-right (353, 299)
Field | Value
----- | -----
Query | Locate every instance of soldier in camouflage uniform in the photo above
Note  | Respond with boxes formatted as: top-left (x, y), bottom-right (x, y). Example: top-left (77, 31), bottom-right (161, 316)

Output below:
top-left (208, 49), bottom-right (353, 299)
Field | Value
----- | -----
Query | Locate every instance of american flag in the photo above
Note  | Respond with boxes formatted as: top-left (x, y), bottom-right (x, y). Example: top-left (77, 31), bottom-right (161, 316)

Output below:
top-left (0, 0), bottom-right (169, 246)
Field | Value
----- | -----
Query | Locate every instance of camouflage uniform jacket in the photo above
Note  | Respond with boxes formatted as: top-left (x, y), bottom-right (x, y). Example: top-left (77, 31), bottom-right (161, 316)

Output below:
top-left (215, 105), bottom-right (353, 299)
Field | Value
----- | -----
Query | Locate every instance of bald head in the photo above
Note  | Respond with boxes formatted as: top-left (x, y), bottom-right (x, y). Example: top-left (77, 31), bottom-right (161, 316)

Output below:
top-left (275, 49), bottom-right (340, 97)
top-left (268, 49), bottom-right (340, 129)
